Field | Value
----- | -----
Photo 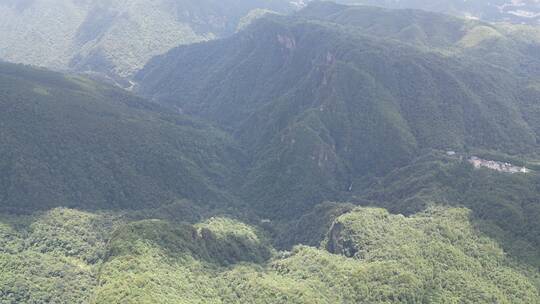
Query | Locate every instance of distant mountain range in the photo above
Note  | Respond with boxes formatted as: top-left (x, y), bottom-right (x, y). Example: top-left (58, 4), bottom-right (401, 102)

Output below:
top-left (333, 0), bottom-right (540, 25)
top-left (1, 0), bottom-right (538, 86)
top-left (0, 0), bottom-right (293, 83)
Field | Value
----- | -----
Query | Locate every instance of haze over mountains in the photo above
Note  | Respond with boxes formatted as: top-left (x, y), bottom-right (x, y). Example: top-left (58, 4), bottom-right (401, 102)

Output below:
top-left (0, 0), bottom-right (293, 83)
top-left (138, 1), bottom-right (540, 216)
top-left (1, 0), bottom-right (539, 85)
top-left (1, 1), bottom-right (540, 303)
top-left (340, 0), bottom-right (540, 25)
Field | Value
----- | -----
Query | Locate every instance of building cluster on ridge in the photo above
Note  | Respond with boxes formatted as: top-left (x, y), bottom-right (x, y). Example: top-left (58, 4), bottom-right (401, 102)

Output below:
top-left (468, 156), bottom-right (530, 174)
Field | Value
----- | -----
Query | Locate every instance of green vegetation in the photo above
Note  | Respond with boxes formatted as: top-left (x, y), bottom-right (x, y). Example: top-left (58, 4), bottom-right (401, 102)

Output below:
top-left (137, 3), bottom-right (540, 218)
top-left (1, 3), bottom-right (540, 303)
top-left (0, 208), bottom-right (116, 304)
top-left (237, 8), bottom-right (279, 32)
top-left (3, 206), bottom-right (538, 303)
top-left (0, 0), bottom-right (294, 82)
top-left (273, 201), bottom-right (356, 247)
top-left (357, 152), bottom-right (540, 268)
top-left (322, 207), bottom-right (539, 302)
top-left (0, 62), bottom-right (244, 213)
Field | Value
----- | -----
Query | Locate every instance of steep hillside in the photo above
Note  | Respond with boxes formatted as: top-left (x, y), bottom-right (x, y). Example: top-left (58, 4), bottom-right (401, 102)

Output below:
top-left (351, 151), bottom-right (540, 268)
top-left (0, 208), bottom-right (118, 304)
top-left (93, 207), bottom-right (539, 303)
top-left (0, 62), bottom-right (244, 213)
top-left (4, 206), bottom-right (537, 303)
top-left (298, 2), bottom-right (540, 74)
top-left (137, 3), bottom-right (540, 217)
top-left (0, 0), bottom-right (293, 83)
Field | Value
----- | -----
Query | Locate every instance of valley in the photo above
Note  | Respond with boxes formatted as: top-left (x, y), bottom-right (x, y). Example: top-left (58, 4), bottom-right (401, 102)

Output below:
top-left (334, 0), bottom-right (540, 25)
top-left (0, 1), bottom-right (540, 303)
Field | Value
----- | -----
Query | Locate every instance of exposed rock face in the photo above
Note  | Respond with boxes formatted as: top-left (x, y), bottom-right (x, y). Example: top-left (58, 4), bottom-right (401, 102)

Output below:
top-left (277, 34), bottom-right (296, 50)
top-left (326, 222), bottom-right (353, 256)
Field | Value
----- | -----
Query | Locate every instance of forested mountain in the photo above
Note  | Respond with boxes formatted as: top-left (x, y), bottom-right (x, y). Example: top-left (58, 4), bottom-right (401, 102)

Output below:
top-left (0, 62), bottom-right (244, 213)
top-left (2, 205), bottom-right (539, 303)
top-left (1, 0), bottom-right (537, 85)
top-left (0, 0), bottom-right (293, 83)
top-left (333, 0), bottom-right (540, 25)
top-left (1, 2), bottom-right (540, 303)
top-left (137, 2), bottom-right (540, 217)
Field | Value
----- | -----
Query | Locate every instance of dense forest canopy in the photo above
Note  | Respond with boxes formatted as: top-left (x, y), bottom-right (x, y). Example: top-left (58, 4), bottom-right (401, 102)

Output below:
top-left (138, 2), bottom-right (540, 217)
top-left (0, 1), bottom-right (539, 303)
top-left (0, 0), bottom-right (294, 83)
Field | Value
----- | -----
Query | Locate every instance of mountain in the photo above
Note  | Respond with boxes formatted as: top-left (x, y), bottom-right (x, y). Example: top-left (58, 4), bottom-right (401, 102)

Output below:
top-left (136, 2), bottom-right (540, 218)
top-left (0, 62), bottom-right (244, 213)
top-left (1, 0), bottom-right (537, 85)
top-left (0, 0), bottom-right (293, 83)
top-left (2, 206), bottom-right (538, 303)
top-left (2, 151), bottom-right (540, 302)
top-left (1, 2), bottom-right (540, 303)
top-left (92, 206), bottom-right (539, 303)
top-left (332, 0), bottom-right (540, 25)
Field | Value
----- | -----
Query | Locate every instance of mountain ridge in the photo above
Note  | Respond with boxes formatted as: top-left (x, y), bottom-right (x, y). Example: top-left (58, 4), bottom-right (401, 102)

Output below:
top-left (331, 0), bottom-right (540, 25)
top-left (137, 3), bottom-right (540, 217)
top-left (1, 2), bottom-right (540, 302)
top-left (0, 0), bottom-right (294, 83)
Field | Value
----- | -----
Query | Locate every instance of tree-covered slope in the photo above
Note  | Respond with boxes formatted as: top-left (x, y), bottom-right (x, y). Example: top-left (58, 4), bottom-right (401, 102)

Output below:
top-left (0, 0), bottom-right (293, 83)
top-left (4, 206), bottom-right (537, 303)
top-left (137, 3), bottom-right (540, 217)
top-left (0, 208), bottom-right (118, 303)
top-left (351, 151), bottom-right (540, 268)
top-left (299, 2), bottom-right (540, 74)
top-left (95, 207), bottom-right (540, 303)
top-left (0, 62), bottom-right (244, 213)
